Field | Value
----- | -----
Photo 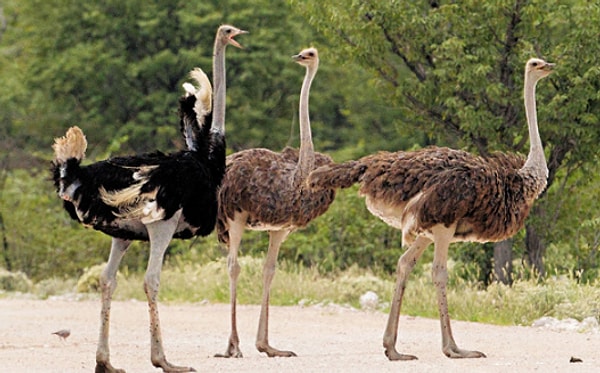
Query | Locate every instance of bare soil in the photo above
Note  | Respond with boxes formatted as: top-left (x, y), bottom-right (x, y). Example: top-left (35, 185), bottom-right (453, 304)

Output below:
top-left (0, 298), bottom-right (598, 372)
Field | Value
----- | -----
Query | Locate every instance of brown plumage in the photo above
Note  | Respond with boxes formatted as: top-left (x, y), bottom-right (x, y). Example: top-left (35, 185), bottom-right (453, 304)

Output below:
top-left (312, 148), bottom-right (532, 243)
top-left (216, 48), bottom-right (335, 359)
top-left (307, 58), bottom-right (554, 360)
top-left (217, 147), bottom-right (333, 243)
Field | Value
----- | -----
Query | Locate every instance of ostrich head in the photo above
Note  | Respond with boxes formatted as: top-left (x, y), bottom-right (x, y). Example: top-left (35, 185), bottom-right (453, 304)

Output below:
top-left (292, 47), bottom-right (319, 68)
top-left (526, 58), bottom-right (555, 80)
top-left (217, 24), bottom-right (248, 49)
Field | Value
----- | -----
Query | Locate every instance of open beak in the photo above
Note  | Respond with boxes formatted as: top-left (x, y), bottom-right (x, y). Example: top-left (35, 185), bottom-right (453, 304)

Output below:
top-left (543, 62), bottom-right (555, 72)
top-left (292, 54), bottom-right (303, 61)
top-left (229, 30), bottom-right (248, 49)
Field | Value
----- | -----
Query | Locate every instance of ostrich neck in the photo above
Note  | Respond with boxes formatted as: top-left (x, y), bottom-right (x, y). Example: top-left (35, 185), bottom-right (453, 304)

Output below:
top-left (213, 40), bottom-right (226, 134)
top-left (296, 65), bottom-right (317, 179)
top-left (522, 74), bottom-right (548, 181)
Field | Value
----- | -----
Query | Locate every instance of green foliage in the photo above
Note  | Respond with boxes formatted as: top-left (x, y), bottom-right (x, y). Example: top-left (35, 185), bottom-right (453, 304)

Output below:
top-left (468, 275), bottom-right (600, 324)
top-left (292, 0), bottom-right (600, 277)
top-left (292, 0), bottom-right (600, 157)
top-left (2, 0), bottom-right (600, 290)
top-left (291, 0), bottom-right (600, 213)
top-left (1, 0), bottom-right (404, 161)
top-left (537, 164), bottom-right (600, 282)
top-left (451, 242), bottom-right (495, 285)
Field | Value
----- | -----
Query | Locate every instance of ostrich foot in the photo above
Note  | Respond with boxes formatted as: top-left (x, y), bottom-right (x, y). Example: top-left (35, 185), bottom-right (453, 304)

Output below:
top-left (214, 340), bottom-right (243, 358)
top-left (95, 361), bottom-right (126, 373)
top-left (384, 347), bottom-right (418, 361)
top-left (151, 358), bottom-right (196, 373)
top-left (443, 345), bottom-right (487, 359)
top-left (256, 342), bottom-right (297, 358)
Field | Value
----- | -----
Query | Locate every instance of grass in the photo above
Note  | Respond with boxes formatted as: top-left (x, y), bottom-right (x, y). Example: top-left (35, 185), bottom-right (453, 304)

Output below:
top-left (113, 257), bottom-right (393, 309)
top-left (3, 256), bottom-right (599, 327)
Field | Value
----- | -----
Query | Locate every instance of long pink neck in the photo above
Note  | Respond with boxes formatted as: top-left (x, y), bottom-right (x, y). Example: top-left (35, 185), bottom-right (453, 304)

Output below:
top-left (522, 71), bottom-right (548, 183)
top-left (212, 38), bottom-right (226, 134)
top-left (296, 63), bottom-right (317, 178)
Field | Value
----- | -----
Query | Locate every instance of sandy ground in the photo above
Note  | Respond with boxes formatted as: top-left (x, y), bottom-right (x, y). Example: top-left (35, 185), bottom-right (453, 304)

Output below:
top-left (0, 298), bottom-right (598, 373)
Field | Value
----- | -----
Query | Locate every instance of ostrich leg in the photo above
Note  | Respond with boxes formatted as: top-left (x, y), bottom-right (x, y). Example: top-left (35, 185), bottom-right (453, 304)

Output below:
top-left (431, 226), bottom-right (486, 359)
top-left (144, 210), bottom-right (196, 372)
top-left (215, 217), bottom-right (246, 358)
top-left (96, 238), bottom-right (130, 373)
top-left (255, 229), bottom-right (295, 357)
top-left (383, 236), bottom-right (431, 361)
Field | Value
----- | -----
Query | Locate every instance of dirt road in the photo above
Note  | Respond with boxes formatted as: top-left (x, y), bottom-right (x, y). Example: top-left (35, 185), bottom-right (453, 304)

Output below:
top-left (0, 298), bottom-right (598, 372)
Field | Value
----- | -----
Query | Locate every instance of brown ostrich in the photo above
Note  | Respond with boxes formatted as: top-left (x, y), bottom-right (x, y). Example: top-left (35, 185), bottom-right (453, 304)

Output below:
top-left (215, 47), bottom-right (335, 358)
top-left (308, 58), bottom-right (554, 360)
top-left (51, 25), bottom-right (246, 373)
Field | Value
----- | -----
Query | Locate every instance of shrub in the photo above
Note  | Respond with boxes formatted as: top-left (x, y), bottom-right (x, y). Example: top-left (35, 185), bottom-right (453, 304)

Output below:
top-left (76, 263), bottom-right (125, 293)
top-left (0, 268), bottom-right (33, 292)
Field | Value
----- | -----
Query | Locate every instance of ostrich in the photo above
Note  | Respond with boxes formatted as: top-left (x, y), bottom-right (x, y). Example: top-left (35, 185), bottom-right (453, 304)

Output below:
top-left (307, 58), bottom-right (554, 360)
top-left (51, 24), bottom-right (247, 373)
top-left (215, 47), bottom-right (335, 358)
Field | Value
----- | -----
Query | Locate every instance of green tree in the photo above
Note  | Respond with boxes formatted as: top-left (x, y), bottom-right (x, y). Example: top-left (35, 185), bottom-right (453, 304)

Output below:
top-left (292, 0), bottom-right (600, 279)
top-left (0, 0), bottom-right (409, 278)
top-left (1, 0), bottom-right (403, 158)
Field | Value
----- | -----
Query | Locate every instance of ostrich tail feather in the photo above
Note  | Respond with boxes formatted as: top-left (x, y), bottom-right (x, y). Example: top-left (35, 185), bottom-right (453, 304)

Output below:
top-left (52, 126), bottom-right (87, 163)
top-left (179, 67), bottom-right (213, 151)
top-left (307, 160), bottom-right (366, 191)
top-left (189, 67), bottom-right (212, 117)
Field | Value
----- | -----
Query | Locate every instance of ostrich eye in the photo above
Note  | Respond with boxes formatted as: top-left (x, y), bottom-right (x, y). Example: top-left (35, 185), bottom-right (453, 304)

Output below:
top-left (225, 29), bottom-right (232, 34)
top-left (308, 52), bottom-right (314, 57)
top-left (531, 62), bottom-right (538, 67)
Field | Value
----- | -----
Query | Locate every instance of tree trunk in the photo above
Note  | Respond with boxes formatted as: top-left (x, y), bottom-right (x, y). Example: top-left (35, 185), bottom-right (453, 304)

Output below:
top-left (493, 239), bottom-right (513, 285)
top-left (525, 222), bottom-right (546, 278)
top-left (0, 154), bottom-right (11, 271)
top-left (0, 212), bottom-right (10, 271)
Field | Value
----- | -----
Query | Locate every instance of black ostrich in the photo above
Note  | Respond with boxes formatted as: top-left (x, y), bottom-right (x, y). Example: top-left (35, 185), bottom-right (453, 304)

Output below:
top-left (51, 25), bottom-right (247, 373)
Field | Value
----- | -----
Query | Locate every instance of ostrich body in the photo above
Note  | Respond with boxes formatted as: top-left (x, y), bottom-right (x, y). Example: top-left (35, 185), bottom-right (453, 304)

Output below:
top-left (51, 25), bottom-right (246, 373)
top-left (308, 58), bottom-right (554, 360)
top-left (216, 48), bottom-right (335, 358)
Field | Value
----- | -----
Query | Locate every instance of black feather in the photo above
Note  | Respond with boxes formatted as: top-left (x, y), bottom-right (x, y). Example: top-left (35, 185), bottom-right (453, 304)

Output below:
top-left (52, 89), bottom-right (224, 242)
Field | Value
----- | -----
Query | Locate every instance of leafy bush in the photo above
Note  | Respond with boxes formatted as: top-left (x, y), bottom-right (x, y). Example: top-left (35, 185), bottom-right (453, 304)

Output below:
top-left (0, 268), bottom-right (32, 292)
top-left (34, 277), bottom-right (77, 299)
top-left (76, 264), bottom-right (105, 293)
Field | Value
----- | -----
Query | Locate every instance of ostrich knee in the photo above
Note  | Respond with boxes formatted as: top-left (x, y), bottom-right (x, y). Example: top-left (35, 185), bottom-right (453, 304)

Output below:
top-left (431, 263), bottom-right (448, 287)
top-left (398, 254), bottom-right (419, 280)
top-left (100, 270), bottom-right (118, 297)
top-left (144, 272), bottom-right (161, 301)
top-left (227, 255), bottom-right (241, 281)
top-left (262, 260), bottom-right (277, 282)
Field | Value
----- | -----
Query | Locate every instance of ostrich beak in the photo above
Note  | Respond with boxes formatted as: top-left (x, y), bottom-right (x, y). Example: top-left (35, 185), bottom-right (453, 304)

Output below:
top-left (229, 30), bottom-right (248, 49)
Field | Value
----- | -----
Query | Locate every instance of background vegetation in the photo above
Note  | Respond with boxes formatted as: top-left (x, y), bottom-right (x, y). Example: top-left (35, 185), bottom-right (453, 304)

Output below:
top-left (1, 0), bottom-right (600, 323)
